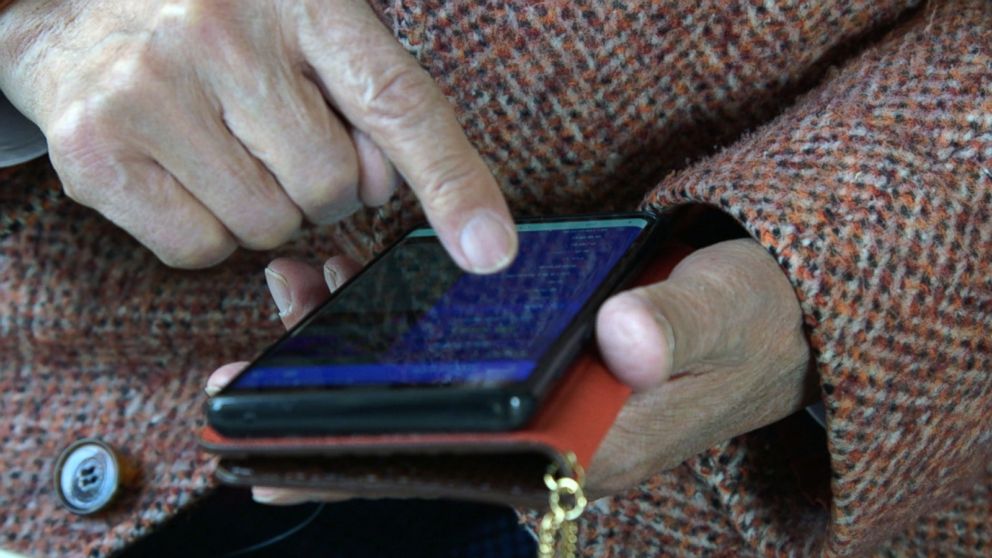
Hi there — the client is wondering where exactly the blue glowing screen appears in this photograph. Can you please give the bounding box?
[231,219,646,389]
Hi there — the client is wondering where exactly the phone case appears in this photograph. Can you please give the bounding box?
[199,244,690,509]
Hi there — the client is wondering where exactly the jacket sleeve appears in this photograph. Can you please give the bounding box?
[645,0,992,554]
[0,90,46,167]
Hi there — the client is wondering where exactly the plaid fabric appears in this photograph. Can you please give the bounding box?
[2,0,990,556]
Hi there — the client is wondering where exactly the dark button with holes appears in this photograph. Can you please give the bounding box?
[54,438,132,515]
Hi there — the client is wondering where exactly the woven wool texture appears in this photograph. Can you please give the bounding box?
[1,0,990,556]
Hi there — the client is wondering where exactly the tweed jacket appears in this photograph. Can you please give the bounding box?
[1,0,990,556]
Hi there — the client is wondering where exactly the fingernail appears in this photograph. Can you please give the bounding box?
[264,268,292,317]
[323,263,341,290]
[459,210,517,273]
[204,382,222,397]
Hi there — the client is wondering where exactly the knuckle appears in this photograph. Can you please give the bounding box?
[101,49,167,107]
[359,65,440,125]
[48,104,122,205]
[48,103,108,163]
[417,158,478,214]
[155,1,222,41]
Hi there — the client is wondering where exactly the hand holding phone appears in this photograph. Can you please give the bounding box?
[203,230,812,507]
[207,213,667,436]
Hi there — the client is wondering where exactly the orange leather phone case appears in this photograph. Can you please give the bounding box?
[200,245,689,508]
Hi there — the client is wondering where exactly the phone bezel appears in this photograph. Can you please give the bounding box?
[208,211,668,436]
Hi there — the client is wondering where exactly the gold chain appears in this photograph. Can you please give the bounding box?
[537,453,587,558]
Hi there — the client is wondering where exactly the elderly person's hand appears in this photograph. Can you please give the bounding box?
[0,1,516,272]
[205,238,816,504]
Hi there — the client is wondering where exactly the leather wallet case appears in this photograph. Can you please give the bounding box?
[200,245,689,509]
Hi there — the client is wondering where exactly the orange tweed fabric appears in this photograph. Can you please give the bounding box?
[2,0,990,556]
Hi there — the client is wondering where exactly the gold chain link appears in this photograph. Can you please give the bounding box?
[537,453,587,558]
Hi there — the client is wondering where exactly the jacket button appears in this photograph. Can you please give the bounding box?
[54,438,133,515]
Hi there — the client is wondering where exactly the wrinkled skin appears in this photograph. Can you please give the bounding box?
[207,238,815,503]
[0,0,516,271]
[0,0,814,507]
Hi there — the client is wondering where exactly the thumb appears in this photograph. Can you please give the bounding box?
[596,238,794,391]
[596,280,711,392]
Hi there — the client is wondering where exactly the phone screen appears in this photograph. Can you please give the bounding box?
[227,217,649,391]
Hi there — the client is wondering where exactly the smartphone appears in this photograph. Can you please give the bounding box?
[207,212,667,436]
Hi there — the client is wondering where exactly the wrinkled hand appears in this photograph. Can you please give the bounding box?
[588,238,814,496]
[0,0,515,271]
[206,238,815,504]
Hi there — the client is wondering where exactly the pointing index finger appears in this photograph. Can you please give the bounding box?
[293,1,517,273]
